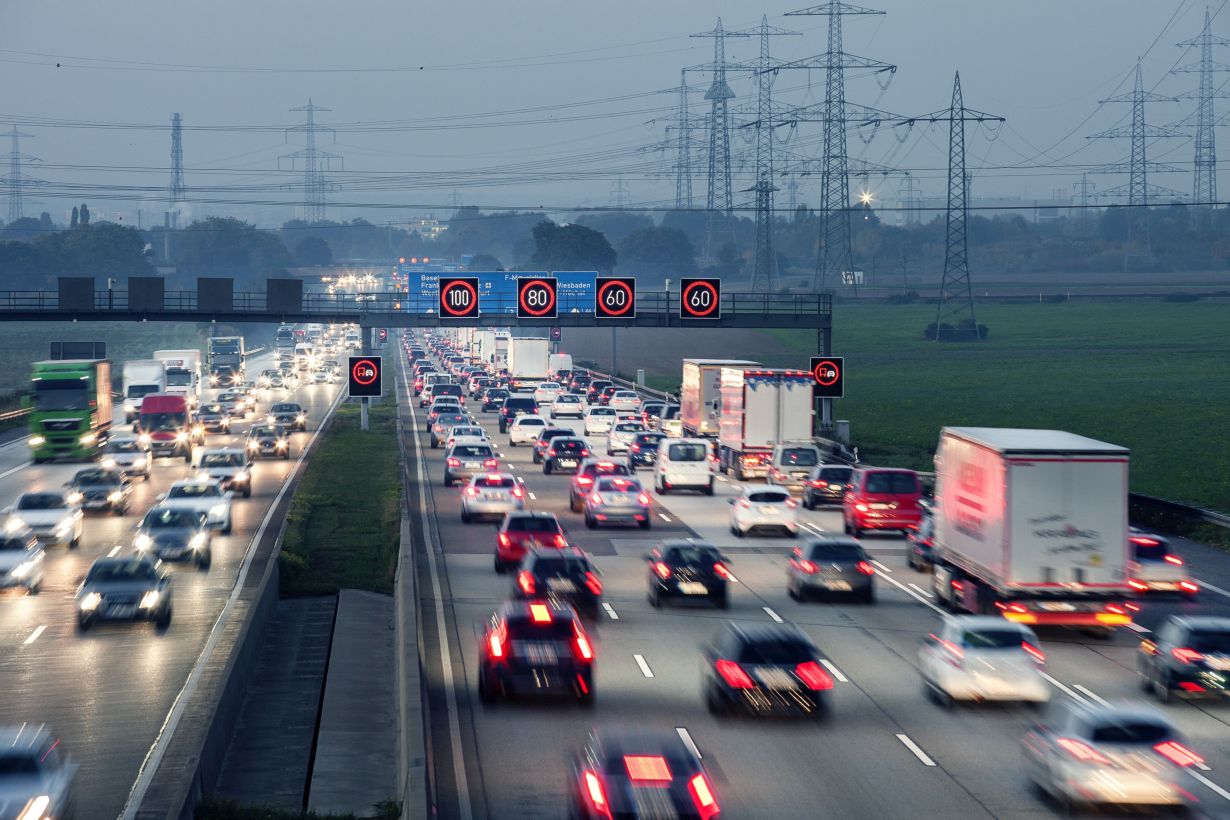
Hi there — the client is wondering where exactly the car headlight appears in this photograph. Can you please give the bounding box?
[133,456,146,467]
[6,517,26,532]
[11,560,35,579]
[67,491,84,505]
[108,491,123,502]
[134,533,153,550]
[79,432,97,446]
[296,414,306,423]
[193,424,205,435]
[140,590,160,609]
[191,532,208,550]
[276,440,288,449]
[209,504,227,518]
[80,592,102,611]
[27,435,45,447]
[175,431,188,442]
[56,517,73,533]
[139,434,152,445]
[101,457,117,469]
[210,375,219,385]
[234,472,249,483]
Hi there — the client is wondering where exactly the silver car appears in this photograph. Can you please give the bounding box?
[606,420,646,455]
[583,475,651,530]
[460,473,525,523]
[0,725,77,818]
[444,442,499,487]
[76,555,173,630]
[100,435,152,480]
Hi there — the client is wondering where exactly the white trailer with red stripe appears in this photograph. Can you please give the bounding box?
[930,427,1134,632]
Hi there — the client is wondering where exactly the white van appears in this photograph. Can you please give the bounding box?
[653,437,715,495]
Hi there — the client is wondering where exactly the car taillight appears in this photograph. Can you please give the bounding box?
[1131,536,1162,547]
[447,458,460,467]
[1154,741,1204,768]
[1021,642,1046,665]
[624,754,671,783]
[465,486,479,497]
[591,493,603,504]
[578,477,593,487]
[654,562,671,579]
[484,458,498,468]
[785,498,798,508]
[585,571,603,595]
[795,661,834,691]
[810,479,827,488]
[554,534,567,548]
[511,486,524,499]
[688,773,719,820]
[713,562,733,580]
[498,533,510,548]
[793,558,817,574]
[631,445,640,452]
[1164,554,1184,566]
[931,634,964,667]
[1172,647,1204,664]
[581,449,590,457]
[855,560,875,575]
[1179,580,1199,593]
[1128,579,1149,591]
[714,659,755,689]
[582,770,611,819]
[1057,738,1111,765]
[637,493,650,505]
[487,631,504,659]
[575,630,594,661]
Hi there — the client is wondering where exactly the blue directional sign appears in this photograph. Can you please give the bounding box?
[401,271,596,315]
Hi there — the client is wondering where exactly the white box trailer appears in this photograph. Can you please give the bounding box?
[153,349,202,407]
[121,359,167,423]
[507,337,550,390]
[717,368,815,480]
[931,427,1133,631]
[680,359,759,438]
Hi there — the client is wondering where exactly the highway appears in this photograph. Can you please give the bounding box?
[399,338,1230,820]
[0,350,342,818]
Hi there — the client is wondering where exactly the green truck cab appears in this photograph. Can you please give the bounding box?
[27,359,113,462]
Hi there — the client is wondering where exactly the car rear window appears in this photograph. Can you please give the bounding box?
[504,398,536,410]
[779,448,819,467]
[507,517,561,533]
[478,476,516,488]
[635,434,666,445]
[435,385,463,396]
[667,443,707,462]
[586,463,630,477]
[864,472,919,494]
[807,542,864,561]
[1132,540,1168,562]
[597,477,642,493]
[1087,721,1172,745]
[962,629,1027,649]
[517,418,546,427]
[819,467,853,482]
[553,440,586,452]
[736,639,814,665]
[747,491,790,503]
[452,445,492,458]
[530,556,590,575]
[666,546,720,565]
[590,408,615,417]
[506,618,576,639]
[1190,630,1230,654]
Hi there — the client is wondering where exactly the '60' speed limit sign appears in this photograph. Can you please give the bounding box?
[517,276,558,319]
[679,277,721,320]
[595,277,635,319]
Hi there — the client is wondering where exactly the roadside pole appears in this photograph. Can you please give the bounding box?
[361,326,371,432]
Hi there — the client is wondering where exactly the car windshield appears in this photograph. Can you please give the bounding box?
[1190,630,1230,654]
[587,463,630,477]
[557,396,579,403]
[218,393,241,402]
[505,399,535,409]
[0,753,41,774]
[539,383,560,390]
[144,508,201,528]
[436,385,462,396]
[667,443,707,462]
[780,448,819,467]
[662,406,681,419]
[142,412,186,431]
[272,404,301,413]
[452,428,482,437]
[202,453,244,467]
[106,440,141,453]
[1087,720,1173,745]
[808,542,864,561]
[126,384,161,399]
[74,470,118,485]
[202,404,225,414]
[597,477,641,493]
[87,559,158,583]
[736,639,814,665]
[666,546,720,565]
[17,494,65,510]
[962,629,1027,649]
[252,426,280,437]
[452,446,492,458]
[507,517,561,533]
[748,491,790,503]
[169,484,221,499]
[0,537,31,552]
[165,370,192,387]
[864,472,919,494]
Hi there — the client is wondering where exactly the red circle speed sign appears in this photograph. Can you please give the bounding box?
[812,359,840,387]
[352,358,379,386]
[440,277,479,318]
[518,277,557,318]
[681,278,720,318]
[596,278,635,318]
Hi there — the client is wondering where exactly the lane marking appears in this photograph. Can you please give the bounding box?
[658,513,672,523]
[1200,580,1230,600]
[802,522,825,535]
[871,560,893,574]
[1191,771,1230,801]
[1073,685,1110,706]
[896,734,937,767]
[528,492,537,501]
[23,625,45,646]
[108,545,122,558]
[602,603,619,621]
[762,606,783,623]
[676,727,702,760]
[0,462,31,481]
[876,571,945,615]
[820,659,848,683]
[908,583,933,598]
[1040,672,1087,703]
[634,654,654,678]
[1126,622,1151,634]
[1197,761,1213,772]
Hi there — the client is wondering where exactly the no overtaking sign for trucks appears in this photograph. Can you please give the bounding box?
[348,356,383,398]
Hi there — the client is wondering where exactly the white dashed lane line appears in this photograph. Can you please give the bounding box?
[896,734,937,767]
[602,603,619,621]
[1072,685,1110,706]
[23,625,46,646]
[907,583,933,598]
[634,654,654,678]
[676,727,702,759]
[658,513,672,523]
[820,659,848,683]
[871,560,893,574]
[762,606,783,623]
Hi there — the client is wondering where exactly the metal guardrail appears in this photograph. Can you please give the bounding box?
[1130,493,1230,533]
[0,407,29,423]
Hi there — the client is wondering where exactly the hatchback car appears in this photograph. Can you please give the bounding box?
[787,537,875,602]
[76,555,172,630]
[495,511,569,573]
[1137,615,1230,701]
[640,400,666,428]
[197,448,253,497]
[583,406,618,436]
[425,399,463,433]
[461,473,525,523]
[703,622,832,718]
[584,476,651,530]
[197,402,232,433]
[513,547,603,619]
[533,382,563,405]
[606,420,646,455]
[532,427,575,464]
[444,425,489,450]
[843,468,923,537]
[134,506,213,567]
[802,465,854,509]
[608,390,641,413]
[543,437,590,475]
[766,444,823,491]
[586,380,613,404]
[444,442,499,487]
[550,393,585,419]
[64,468,131,515]
[268,402,308,431]
[478,598,595,705]
[569,459,632,512]
[247,424,291,460]
[729,487,798,537]
[498,396,539,433]
[216,391,249,418]
[628,432,667,469]
[0,526,45,594]
[5,492,83,549]
[645,540,732,609]
[1128,530,1199,599]
[481,388,510,412]
[598,385,620,406]
[508,414,548,446]
[100,435,152,480]
[919,616,1050,707]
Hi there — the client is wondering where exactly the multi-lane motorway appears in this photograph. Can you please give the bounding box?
[0,351,341,818]
[399,336,1230,820]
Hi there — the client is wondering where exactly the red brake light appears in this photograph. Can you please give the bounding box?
[1128,579,1149,591]
[1180,580,1199,593]
[582,770,610,818]
[654,561,671,579]
[624,755,672,783]
[585,571,603,595]
[794,559,817,574]
[631,445,640,452]
[637,493,650,505]
[795,661,834,691]
[581,449,589,457]
[575,629,594,661]
[713,562,733,580]
[1164,554,1184,566]
[465,486,478,497]
[554,533,567,548]
[484,458,498,468]
[1131,536,1162,547]
[1172,647,1204,664]
[688,773,719,820]
[577,477,593,487]
[1154,741,1204,768]
[511,486,524,499]
[447,457,460,467]
[855,560,875,576]
[715,659,755,689]
[590,493,602,504]
[498,533,510,548]
[487,631,504,659]
[1057,738,1111,765]
[528,601,550,622]
[1021,642,1046,665]
[785,498,798,508]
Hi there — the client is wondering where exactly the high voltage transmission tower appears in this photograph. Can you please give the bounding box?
[168,113,186,228]
[2,128,38,224]
[665,72,705,210]
[898,176,922,226]
[1172,9,1230,225]
[609,175,631,208]
[281,100,341,223]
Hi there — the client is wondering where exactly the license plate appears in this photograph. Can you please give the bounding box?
[870,502,894,510]
[678,582,708,595]
[481,492,502,501]
[1150,582,1178,590]
[1039,602,1076,612]
[523,643,557,664]
[755,668,798,690]
[464,462,480,469]
[547,578,576,592]
[759,505,778,514]
[825,580,852,591]
[108,605,135,618]
[610,494,629,504]
[558,459,577,468]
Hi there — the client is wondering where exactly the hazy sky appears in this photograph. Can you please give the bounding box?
[0,0,1217,226]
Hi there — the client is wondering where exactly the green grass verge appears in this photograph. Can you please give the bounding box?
[279,399,401,597]
[195,796,400,820]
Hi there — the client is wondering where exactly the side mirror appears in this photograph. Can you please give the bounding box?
[727,498,735,505]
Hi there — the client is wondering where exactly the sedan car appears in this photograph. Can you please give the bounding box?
[508,414,548,446]
[267,402,308,431]
[0,725,77,818]
[76,555,172,630]
[425,398,462,432]
[461,473,525,523]
[5,492,83,549]
[1128,530,1199,599]
[550,393,585,419]
[1022,702,1203,811]
[583,406,617,436]
[542,437,589,475]
[919,616,1050,707]
[532,382,563,405]
[606,420,646,455]
[311,367,335,384]
[64,467,131,515]
[0,525,45,594]
[729,487,798,537]
[1137,615,1230,701]
[431,412,471,449]
[703,622,832,718]
[584,476,651,530]
[607,390,641,413]
[157,479,233,533]
[100,435,152,480]
[196,448,253,498]
[444,442,499,487]
[477,598,595,705]
[216,391,249,418]
[247,424,291,460]
[645,539,732,609]
[801,465,854,509]
[197,402,233,433]
[532,427,574,464]
[495,511,568,573]
[481,388,509,412]
[569,459,632,512]
[444,425,489,450]
[628,432,667,469]
[513,547,603,619]
[133,506,212,568]
[787,537,875,602]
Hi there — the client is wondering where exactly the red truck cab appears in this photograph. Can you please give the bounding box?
[136,393,203,463]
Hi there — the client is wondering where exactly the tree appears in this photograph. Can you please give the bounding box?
[714,242,745,278]
[79,204,90,226]
[39,212,53,231]
[615,226,697,286]
[0,240,47,287]
[0,217,44,242]
[529,221,616,273]
[173,217,291,288]
[574,211,654,245]
[34,221,154,280]
[293,235,333,267]
[70,207,79,229]
[468,252,504,271]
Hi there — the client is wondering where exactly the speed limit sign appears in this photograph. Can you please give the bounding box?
[595,277,635,319]
[517,276,558,319]
[439,276,479,319]
[679,277,721,320]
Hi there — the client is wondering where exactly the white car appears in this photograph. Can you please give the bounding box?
[653,438,715,495]
[461,473,526,523]
[0,725,77,818]
[583,406,618,436]
[533,382,563,405]
[1128,530,1198,599]
[311,368,334,384]
[5,492,83,548]
[196,448,253,498]
[918,616,1050,707]
[728,486,798,537]
[606,421,646,455]
[608,390,642,413]
[550,394,585,419]
[0,525,45,593]
[445,425,489,449]
[508,415,548,446]
[100,434,152,480]
[157,480,234,534]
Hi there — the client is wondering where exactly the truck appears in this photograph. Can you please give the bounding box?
[121,360,167,424]
[207,336,246,387]
[681,359,759,438]
[154,349,202,407]
[135,393,203,463]
[717,368,815,480]
[507,337,550,391]
[548,353,574,379]
[275,325,296,351]
[929,427,1134,633]
[27,359,113,462]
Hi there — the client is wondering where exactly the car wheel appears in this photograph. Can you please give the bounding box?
[478,672,496,704]
[577,688,594,707]
[649,586,661,608]
[461,511,472,524]
[70,534,81,550]
[156,608,172,630]
[851,524,863,539]
[197,549,212,570]
[430,438,438,449]
[494,558,506,574]
[244,487,252,498]
[144,471,151,482]
[861,588,876,604]
[584,514,596,530]
[705,684,727,716]
[27,578,41,595]
[532,453,540,464]
[712,591,728,610]
[570,495,581,513]
[222,518,232,535]
[544,463,553,475]
[1152,667,1173,703]
[509,440,517,447]
[115,505,127,517]
[443,476,452,488]
[788,580,801,601]
[77,615,92,632]
[732,525,744,538]
[704,480,714,497]
[639,518,651,530]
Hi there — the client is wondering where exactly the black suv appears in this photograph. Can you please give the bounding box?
[644,539,732,609]
[477,598,595,705]
[513,547,603,619]
[532,428,575,464]
[628,431,667,469]
[703,622,832,718]
[481,388,509,412]
[543,437,590,475]
[498,396,539,433]
[1138,615,1230,702]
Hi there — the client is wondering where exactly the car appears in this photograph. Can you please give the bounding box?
[0,525,45,594]
[906,509,937,572]
[583,406,617,436]
[197,402,232,433]
[640,400,666,428]
[605,420,646,455]
[444,425,488,450]
[257,369,279,388]
[196,448,253,498]
[584,476,651,530]
[569,458,632,512]
[508,414,548,446]
[310,367,334,384]
[586,380,612,404]
[766,444,823,491]
[550,393,585,419]
[481,388,509,412]
[133,506,213,567]
[1022,702,1203,810]
[4,492,83,549]
[843,468,923,537]
[444,441,500,487]
[267,372,286,389]
[532,427,574,464]
[533,382,563,405]
[498,396,539,433]
[247,424,291,460]
[429,382,466,406]
[703,622,832,717]
[477,598,595,705]
[802,464,854,509]
[100,435,152,480]
[268,402,308,431]
[568,374,591,395]
[64,467,131,515]
[608,390,641,413]
[598,385,620,406]
[461,473,525,523]
[645,539,732,609]
[513,547,603,618]
[787,537,875,602]
[628,431,667,469]
[1137,615,1230,701]
[157,479,234,533]
[76,555,172,630]
[652,437,715,495]
[542,437,590,475]
[431,412,471,448]
[658,404,682,436]
[1128,530,1199,599]
[729,486,798,537]
[0,725,77,817]
[495,511,568,573]
[216,391,249,418]
[425,399,463,432]
[919,616,1050,707]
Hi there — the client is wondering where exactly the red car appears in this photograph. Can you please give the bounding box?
[843,468,923,537]
[494,511,568,573]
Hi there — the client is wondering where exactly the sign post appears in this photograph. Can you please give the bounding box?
[809,356,844,437]
[349,354,382,431]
